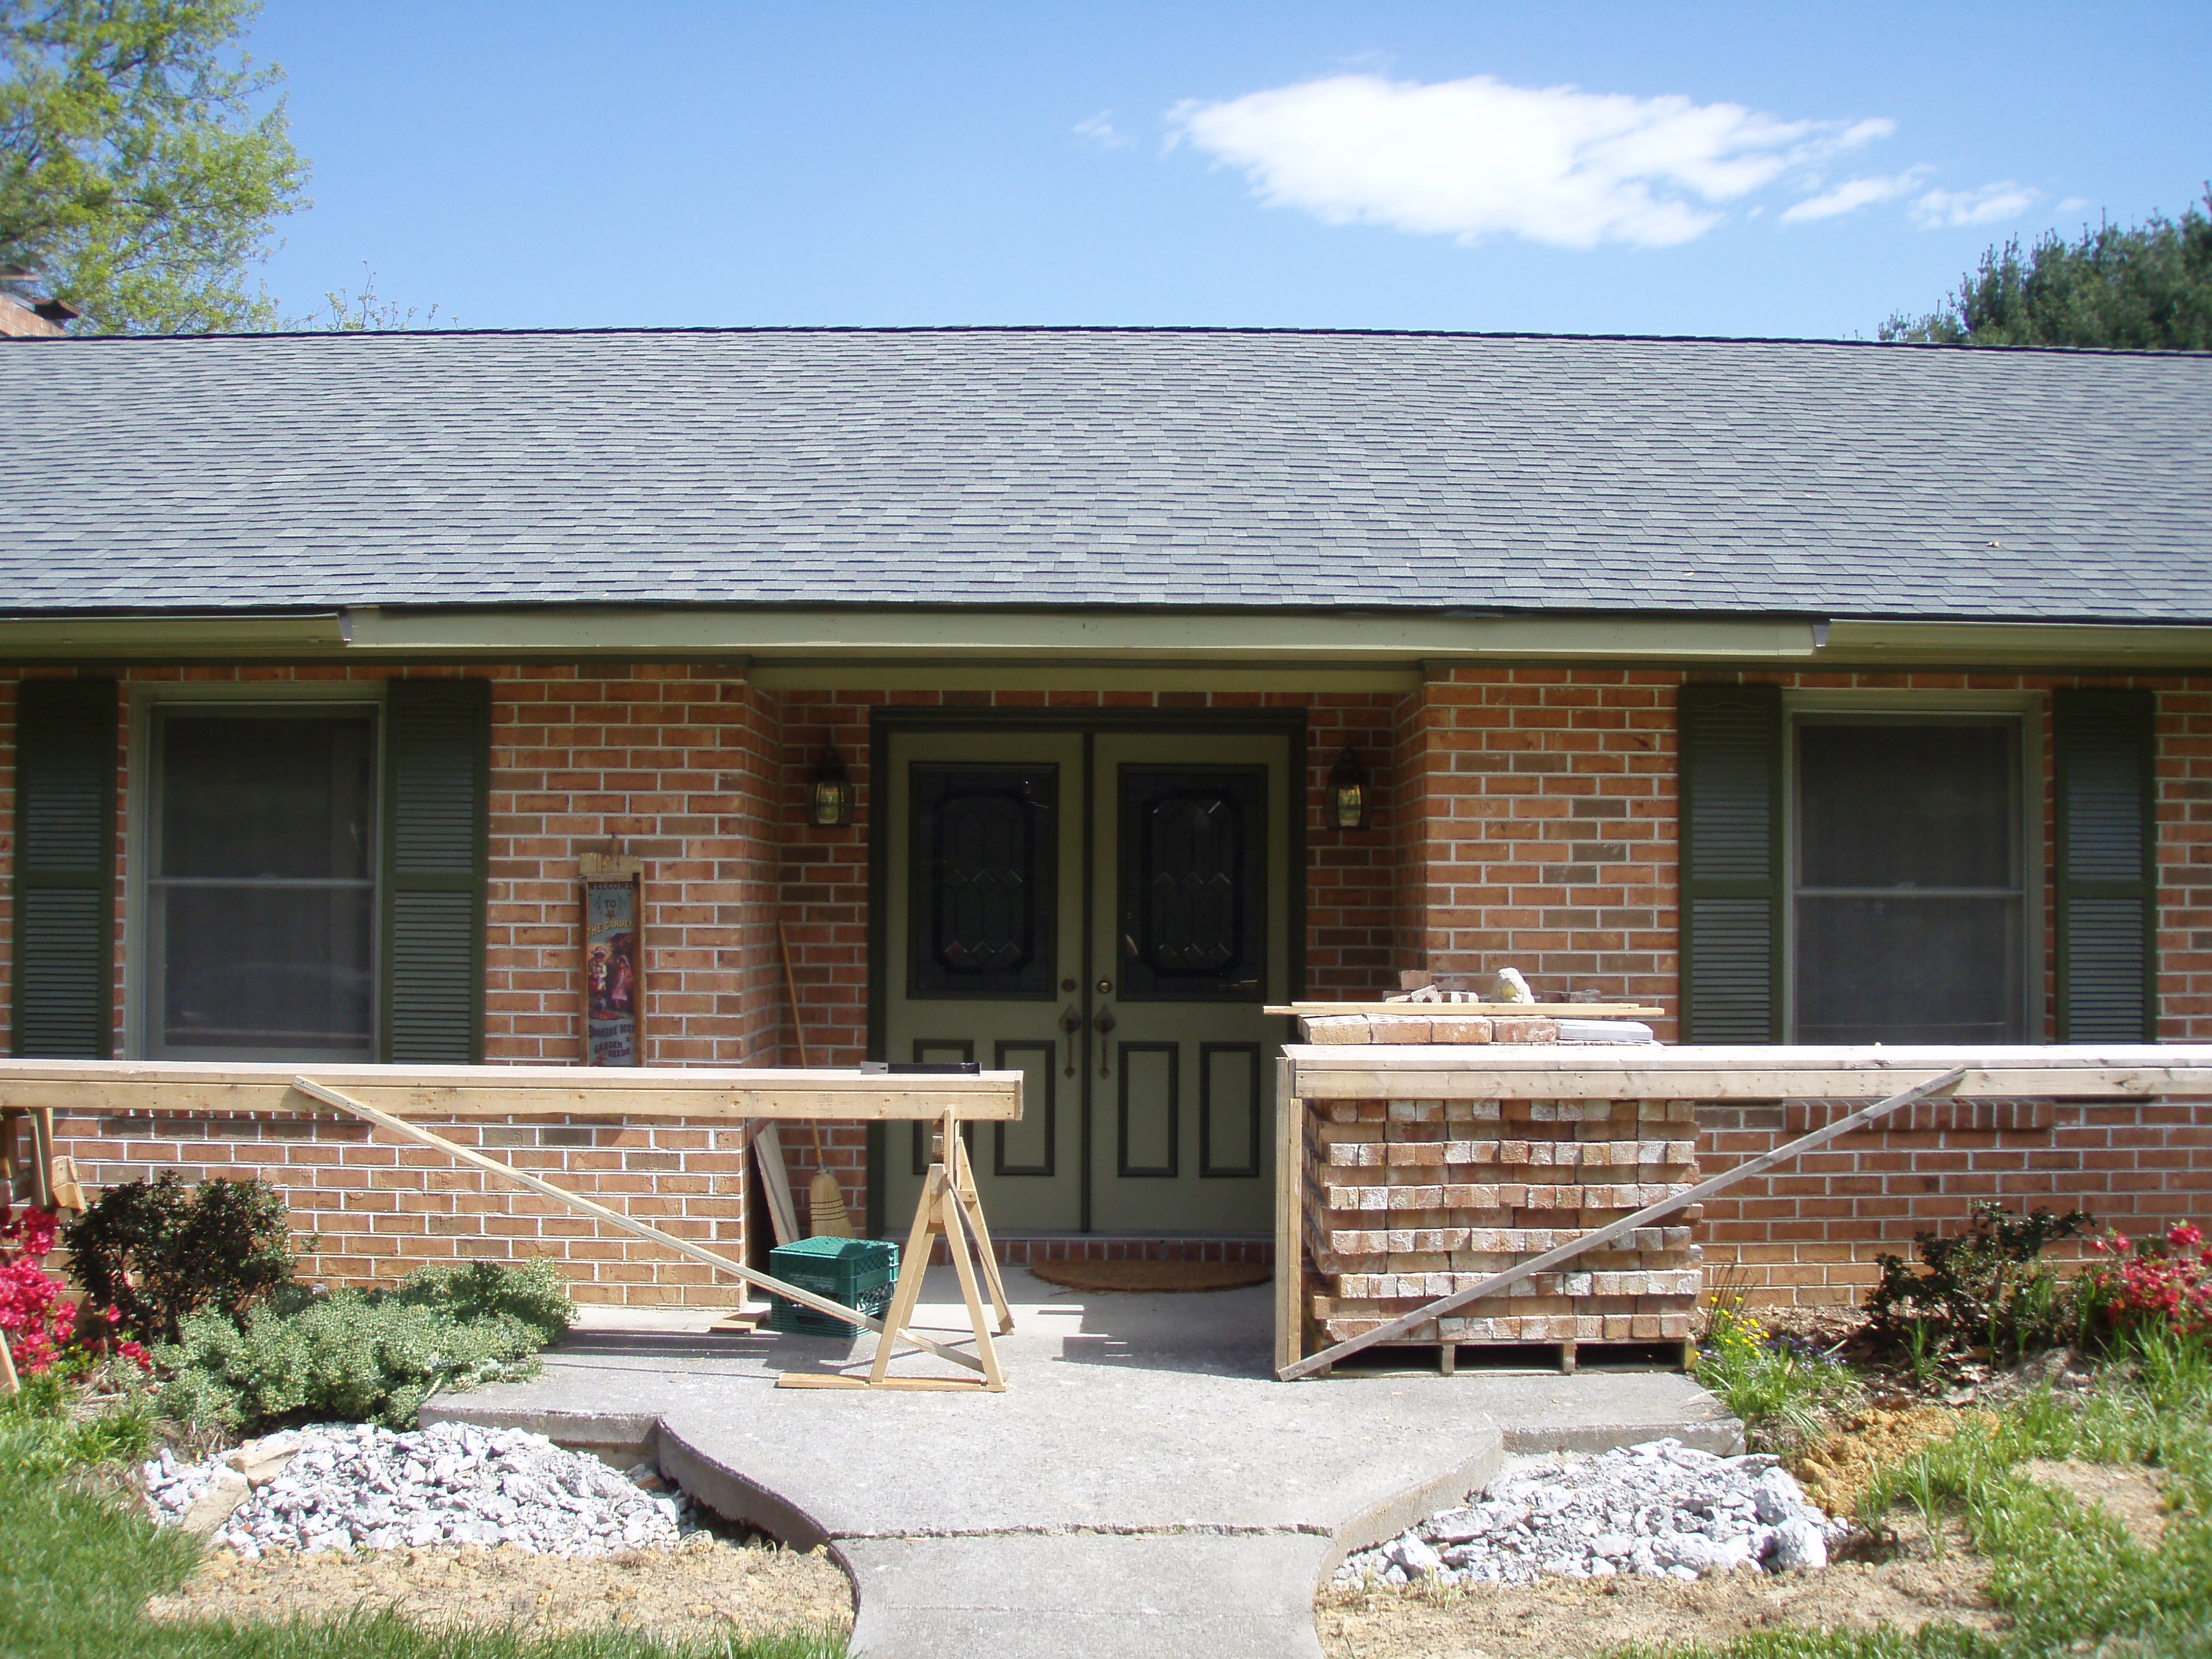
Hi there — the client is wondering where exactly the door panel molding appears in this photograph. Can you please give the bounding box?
[1115,1041,1180,1178]
[1199,1041,1264,1178]
[992,1038,1057,1177]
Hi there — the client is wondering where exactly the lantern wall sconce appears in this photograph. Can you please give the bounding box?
[1328,747,1370,831]
[810,742,853,828]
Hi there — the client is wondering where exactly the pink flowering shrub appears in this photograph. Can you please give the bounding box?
[0,1200,150,1376]
[2078,1221,2212,1346]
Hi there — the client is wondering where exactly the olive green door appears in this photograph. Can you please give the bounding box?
[881,724,1290,1236]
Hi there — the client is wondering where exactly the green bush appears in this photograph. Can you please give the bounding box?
[156,1257,575,1431]
[61,1171,302,1343]
[1866,1198,2095,1364]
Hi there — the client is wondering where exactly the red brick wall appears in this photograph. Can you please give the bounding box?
[6,661,2211,1305]
[45,1105,751,1306]
[0,664,790,1066]
[1695,1094,2212,1308]
[1396,667,2212,1044]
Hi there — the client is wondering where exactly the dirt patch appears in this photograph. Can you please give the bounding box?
[144,1532,853,1642]
[2022,1459,2168,1548]
[1791,1408,1997,1521]
[1316,1538,2000,1659]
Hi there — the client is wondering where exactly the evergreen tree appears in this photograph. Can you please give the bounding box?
[1881,189,2212,350]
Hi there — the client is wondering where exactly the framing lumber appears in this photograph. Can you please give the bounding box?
[1278,1067,1969,1382]
[1265,1003,1661,1019]
[0,1059,1022,1122]
[289,1078,994,1380]
[1272,1057,1301,1378]
[1285,1044,2212,1101]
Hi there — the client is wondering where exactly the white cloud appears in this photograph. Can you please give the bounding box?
[1910,181,2038,228]
[1074,111,1135,150]
[1780,170,1928,222]
[1169,73,1896,248]
[2055,196,2092,215]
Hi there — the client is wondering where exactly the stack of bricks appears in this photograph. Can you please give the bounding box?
[1296,1014,1701,1362]
[1298,1011,1564,1046]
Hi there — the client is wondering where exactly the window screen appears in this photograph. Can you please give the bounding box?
[146,711,377,1058]
[1793,719,2023,1044]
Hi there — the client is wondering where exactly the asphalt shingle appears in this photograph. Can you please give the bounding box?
[3,326,2208,621]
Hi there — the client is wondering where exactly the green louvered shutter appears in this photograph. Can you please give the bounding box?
[1678,684,1784,1043]
[2054,689,2157,1041]
[380,681,490,1063]
[12,680,117,1057]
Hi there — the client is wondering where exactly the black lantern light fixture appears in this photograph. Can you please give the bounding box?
[810,741,853,828]
[1328,747,1370,832]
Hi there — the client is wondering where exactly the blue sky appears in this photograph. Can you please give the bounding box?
[246,1,2210,339]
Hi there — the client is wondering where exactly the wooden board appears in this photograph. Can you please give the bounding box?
[1285,1046,2212,1102]
[0,1060,1023,1121]
[1272,1058,1301,1380]
[1264,1003,1661,1019]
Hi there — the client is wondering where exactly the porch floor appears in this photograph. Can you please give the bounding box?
[426,1267,1740,1659]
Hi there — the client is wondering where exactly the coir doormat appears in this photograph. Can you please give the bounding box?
[1028,1260,1272,1293]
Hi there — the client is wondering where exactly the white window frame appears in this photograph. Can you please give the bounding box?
[1780,689,2044,1045]
[123,684,387,1061]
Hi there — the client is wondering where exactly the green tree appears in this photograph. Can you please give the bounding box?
[1881,188,2212,350]
[1,0,307,333]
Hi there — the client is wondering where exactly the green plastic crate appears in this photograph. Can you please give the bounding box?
[766,1236,900,1336]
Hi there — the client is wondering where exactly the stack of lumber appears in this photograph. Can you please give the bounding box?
[1300,1094,1700,1356]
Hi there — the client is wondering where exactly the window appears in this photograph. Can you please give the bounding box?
[1791,716,2026,1043]
[143,707,378,1060]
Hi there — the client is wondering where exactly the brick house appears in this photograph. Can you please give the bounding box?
[3,326,2208,1305]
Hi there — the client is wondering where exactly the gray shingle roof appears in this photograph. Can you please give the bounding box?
[4,327,2209,621]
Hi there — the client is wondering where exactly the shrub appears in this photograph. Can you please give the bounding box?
[1,1201,149,1378]
[154,1256,575,1431]
[2075,1221,2212,1349]
[62,1172,302,1344]
[1866,1199,2094,1363]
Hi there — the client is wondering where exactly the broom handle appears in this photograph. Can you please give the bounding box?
[777,920,825,1165]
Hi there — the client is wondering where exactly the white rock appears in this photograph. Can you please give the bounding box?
[1767,1516,1829,1573]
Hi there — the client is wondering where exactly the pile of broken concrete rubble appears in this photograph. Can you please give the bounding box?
[143,1421,690,1558]
[1336,1439,1845,1586]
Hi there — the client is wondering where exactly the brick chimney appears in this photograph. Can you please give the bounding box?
[0,268,78,337]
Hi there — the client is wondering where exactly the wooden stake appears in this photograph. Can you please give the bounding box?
[1279,1066,1969,1381]
[0,1328,17,1396]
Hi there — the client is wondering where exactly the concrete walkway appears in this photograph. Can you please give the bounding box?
[426,1268,1739,1659]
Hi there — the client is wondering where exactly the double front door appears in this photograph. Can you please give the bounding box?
[882,727,1292,1235]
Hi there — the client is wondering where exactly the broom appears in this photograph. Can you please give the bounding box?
[780,920,853,1238]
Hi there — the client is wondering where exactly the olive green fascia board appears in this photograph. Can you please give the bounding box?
[337,605,1823,662]
[1820,620,2212,670]
[748,659,1421,691]
[0,613,344,657]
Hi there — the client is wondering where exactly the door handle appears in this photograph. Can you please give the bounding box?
[1094,1005,1115,1077]
[1058,1003,1082,1077]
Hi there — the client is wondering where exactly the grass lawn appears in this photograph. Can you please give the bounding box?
[0,1388,845,1659]
[1633,1334,2212,1659]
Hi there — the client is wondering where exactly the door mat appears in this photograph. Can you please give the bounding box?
[1029,1261,1272,1293]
